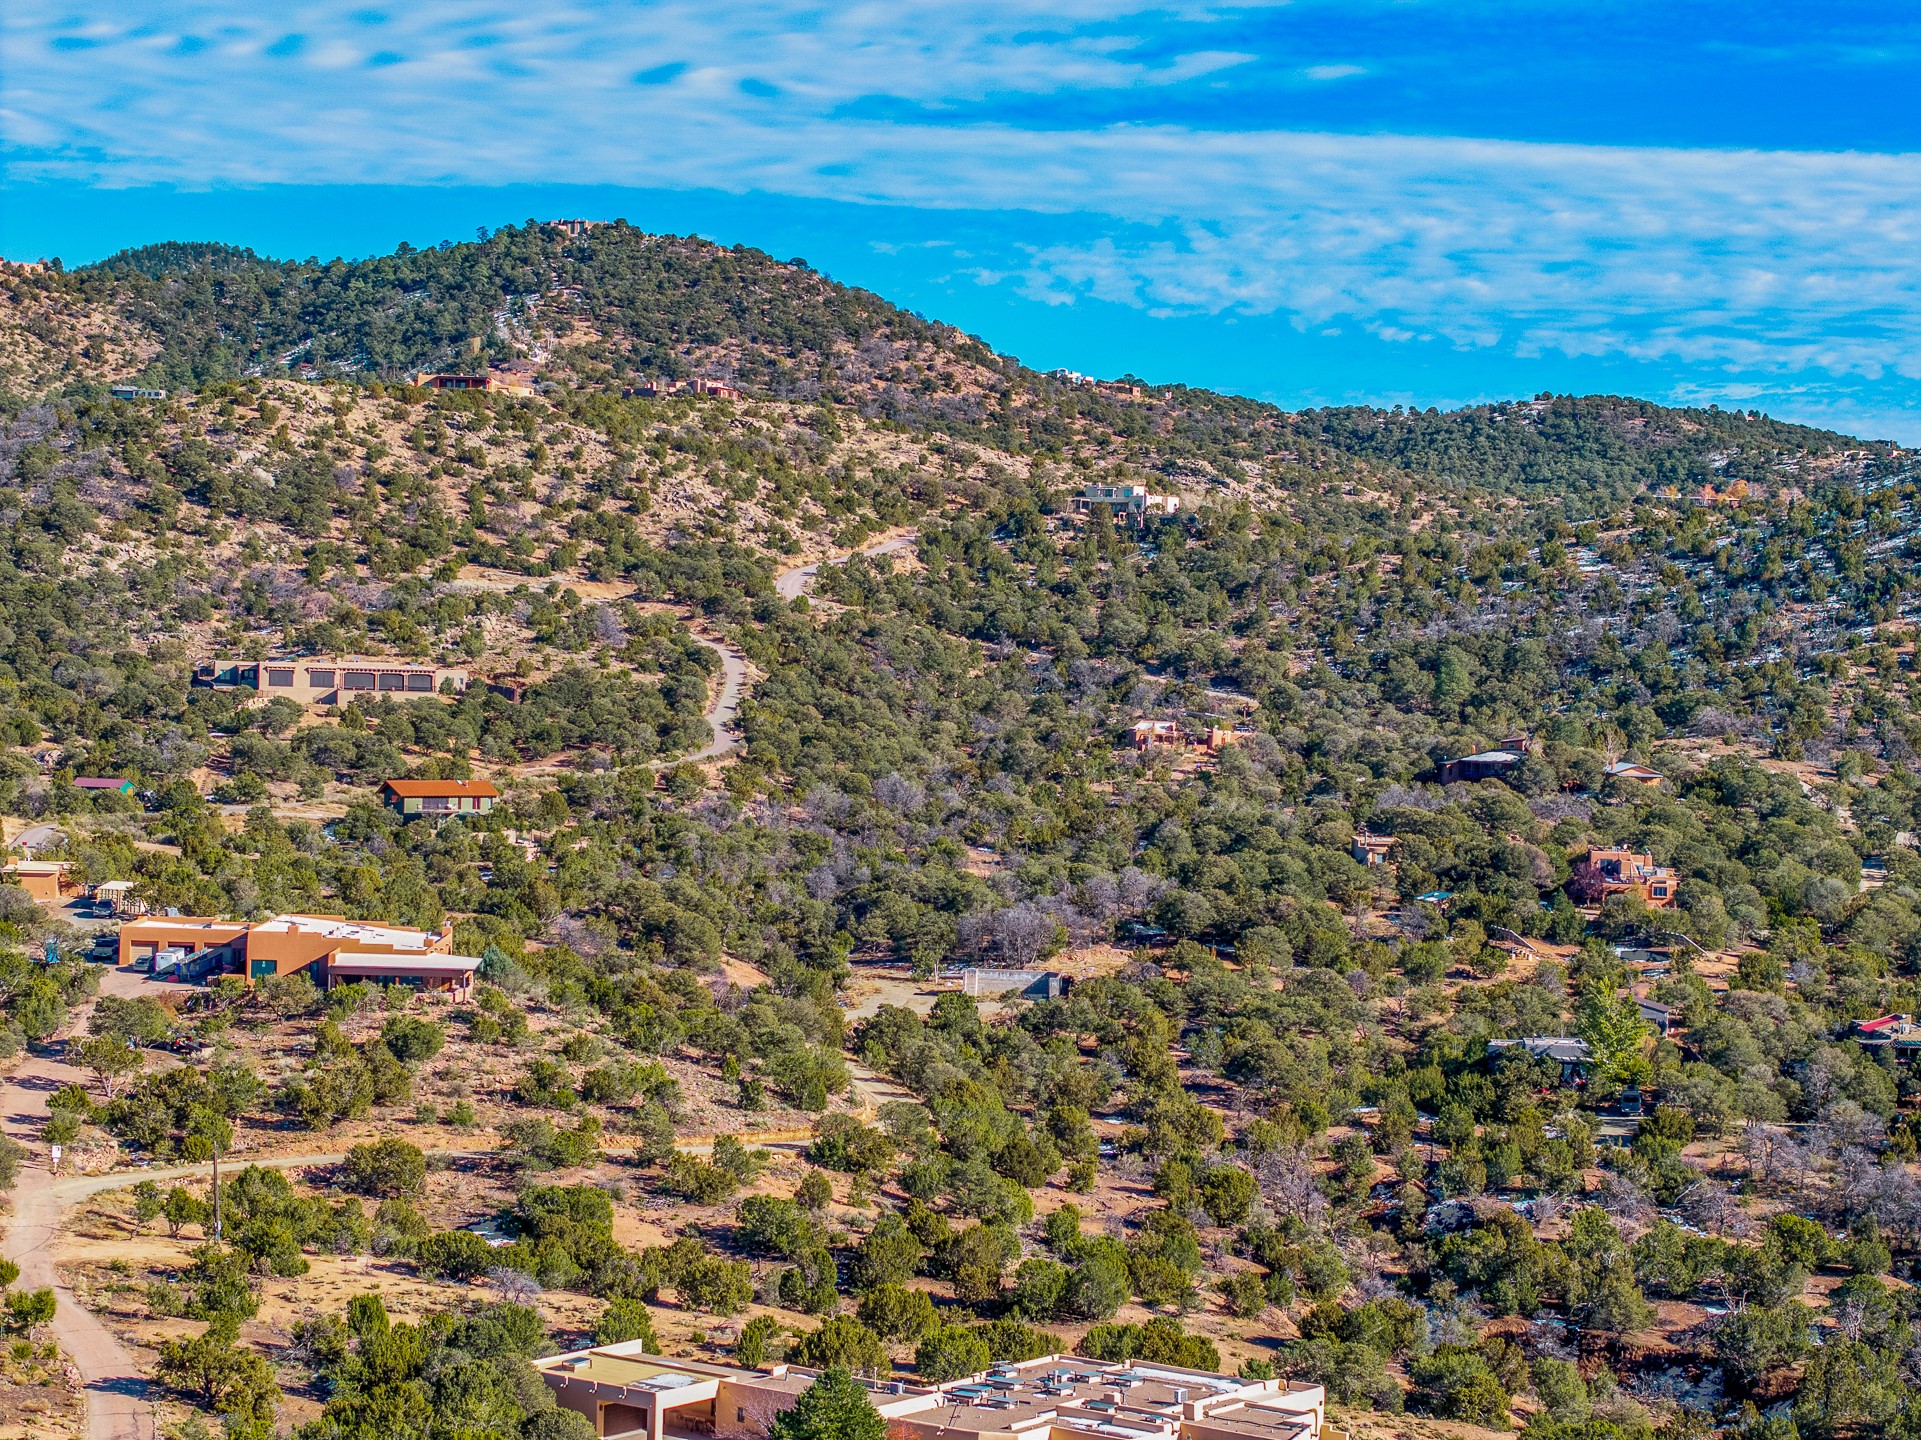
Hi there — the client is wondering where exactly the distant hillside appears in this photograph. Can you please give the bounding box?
[0,221,1892,517]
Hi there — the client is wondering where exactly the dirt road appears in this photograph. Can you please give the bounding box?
[2,969,179,1440]
[0,968,355,1440]
[688,533,918,763]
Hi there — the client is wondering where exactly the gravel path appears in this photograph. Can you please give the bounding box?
[690,532,918,762]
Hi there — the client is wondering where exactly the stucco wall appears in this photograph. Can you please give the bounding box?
[711,1379,796,1440]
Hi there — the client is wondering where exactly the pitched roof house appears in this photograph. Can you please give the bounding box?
[1436,750,1523,785]
[380,778,500,818]
[1604,760,1665,787]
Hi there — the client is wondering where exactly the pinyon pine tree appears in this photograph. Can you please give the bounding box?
[770,1367,886,1440]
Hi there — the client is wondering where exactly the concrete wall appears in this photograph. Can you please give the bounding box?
[961,969,1065,998]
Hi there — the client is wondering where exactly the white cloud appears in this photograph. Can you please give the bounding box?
[3,0,1918,414]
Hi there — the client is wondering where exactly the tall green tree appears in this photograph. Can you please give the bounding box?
[769,1367,887,1440]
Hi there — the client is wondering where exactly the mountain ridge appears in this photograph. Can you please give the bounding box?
[3,220,1893,520]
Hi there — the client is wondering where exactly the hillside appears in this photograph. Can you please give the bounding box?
[5,222,1884,509]
[1,225,1920,1440]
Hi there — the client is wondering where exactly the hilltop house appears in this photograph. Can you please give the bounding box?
[73,777,135,795]
[1570,847,1677,908]
[1603,760,1664,787]
[115,912,479,996]
[1074,482,1179,526]
[1352,833,1398,867]
[1436,750,1523,785]
[536,1348,1327,1440]
[196,657,470,706]
[1489,1035,1593,1085]
[380,778,500,819]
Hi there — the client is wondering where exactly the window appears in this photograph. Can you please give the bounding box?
[422,795,452,812]
[344,671,376,690]
[737,1410,746,1424]
[405,672,434,691]
[377,672,406,691]
[308,668,335,687]
[266,668,294,686]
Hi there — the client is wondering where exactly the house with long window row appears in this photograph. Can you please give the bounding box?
[380,777,500,819]
[195,656,470,707]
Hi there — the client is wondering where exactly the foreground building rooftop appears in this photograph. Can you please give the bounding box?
[535,1349,1328,1440]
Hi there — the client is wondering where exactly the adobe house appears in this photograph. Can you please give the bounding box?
[116,912,478,997]
[1351,833,1398,867]
[1130,720,1183,752]
[1073,482,1180,526]
[5,859,74,903]
[1569,847,1677,908]
[534,1348,1328,1440]
[380,778,500,819]
[195,656,470,707]
[1198,726,1253,753]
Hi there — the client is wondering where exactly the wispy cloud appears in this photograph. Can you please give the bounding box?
[3,1,1918,432]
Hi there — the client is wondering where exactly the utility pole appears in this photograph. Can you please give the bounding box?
[212,1138,222,1243]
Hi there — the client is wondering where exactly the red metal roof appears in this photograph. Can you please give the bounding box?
[380,779,500,799]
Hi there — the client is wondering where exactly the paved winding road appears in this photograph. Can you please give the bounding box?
[687,532,918,763]
[685,636,750,764]
[774,531,918,602]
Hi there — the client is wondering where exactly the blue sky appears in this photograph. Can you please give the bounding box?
[4,2,1919,441]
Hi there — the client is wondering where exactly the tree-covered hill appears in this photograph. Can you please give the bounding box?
[2,222,1893,514]
[7,223,1921,1440]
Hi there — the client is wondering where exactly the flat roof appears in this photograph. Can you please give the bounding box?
[538,1346,762,1387]
[251,914,441,948]
[327,952,480,974]
[1188,1405,1316,1440]
[121,917,249,934]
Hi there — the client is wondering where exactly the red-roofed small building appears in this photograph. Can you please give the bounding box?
[380,778,500,819]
